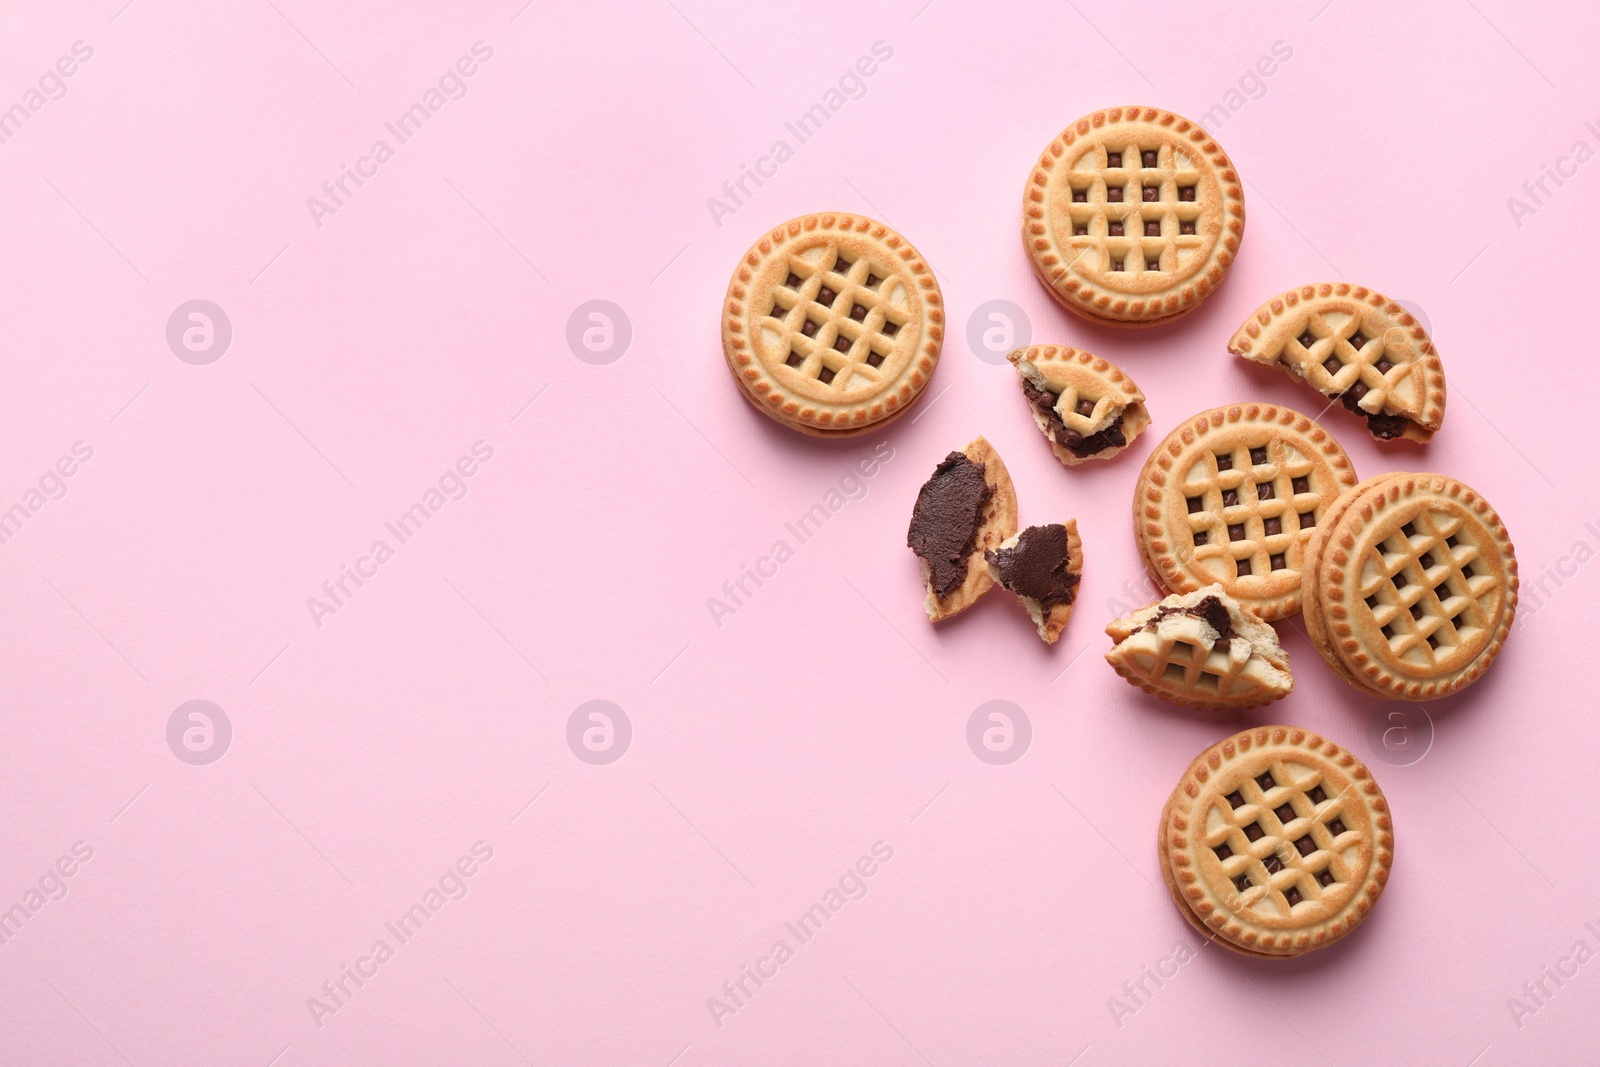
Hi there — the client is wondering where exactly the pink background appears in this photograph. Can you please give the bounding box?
[2,0,1596,1063]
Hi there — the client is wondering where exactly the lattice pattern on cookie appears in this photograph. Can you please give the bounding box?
[1293,313,1412,417]
[1207,764,1354,918]
[1062,142,1208,276]
[1357,508,1495,666]
[1122,616,1279,703]
[1181,438,1324,581]
[764,247,910,391]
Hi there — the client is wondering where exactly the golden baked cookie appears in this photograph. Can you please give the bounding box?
[1006,345,1150,466]
[1158,726,1393,958]
[1022,106,1244,327]
[907,436,1018,622]
[721,212,943,437]
[1301,472,1518,700]
[1134,403,1358,621]
[1105,585,1292,710]
[984,521,1083,644]
[1230,283,1446,444]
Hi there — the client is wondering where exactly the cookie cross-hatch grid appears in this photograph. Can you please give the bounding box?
[1291,311,1414,414]
[764,248,909,391]
[1207,765,1355,916]
[1182,438,1323,580]
[1360,509,1494,665]
[1060,141,1208,275]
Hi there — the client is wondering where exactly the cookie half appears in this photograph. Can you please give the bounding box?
[907,436,1019,622]
[1105,585,1292,710]
[1006,346,1150,465]
[1158,726,1393,958]
[984,521,1082,643]
[1022,106,1245,327]
[1134,403,1358,620]
[1302,472,1517,700]
[1230,283,1446,443]
[722,212,943,437]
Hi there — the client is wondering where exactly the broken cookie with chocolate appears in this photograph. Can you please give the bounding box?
[1228,283,1445,444]
[1007,346,1150,466]
[907,435,1018,622]
[985,521,1082,644]
[1104,584,1292,710]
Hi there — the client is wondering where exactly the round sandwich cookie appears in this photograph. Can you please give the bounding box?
[1301,472,1517,700]
[1005,345,1150,466]
[1230,283,1446,444]
[1022,106,1244,328]
[722,212,943,437]
[1158,726,1393,959]
[1134,404,1358,621]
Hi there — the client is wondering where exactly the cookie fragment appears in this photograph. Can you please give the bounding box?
[907,436,1018,621]
[1229,283,1446,444]
[1158,726,1393,958]
[1105,585,1292,710]
[1006,346,1149,466]
[984,521,1083,643]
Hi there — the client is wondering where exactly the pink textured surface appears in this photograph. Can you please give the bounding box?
[2,1,1595,1063]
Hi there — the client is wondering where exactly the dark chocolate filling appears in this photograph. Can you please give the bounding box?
[907,452,994,599]
[1145,595,1237,642]
[1019,378,1127,457]
[984,523,1080,610]
[1335,389,1412,440]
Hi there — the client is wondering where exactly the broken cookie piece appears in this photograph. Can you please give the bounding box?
[1105,585,1293,710]
[907,436,1018,622]
[1228,283,1445,444]
[1007,345,1150,466]
[985,521,1082,644]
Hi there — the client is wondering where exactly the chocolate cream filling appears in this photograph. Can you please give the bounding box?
[985,523,1079,610]
[1334,380,1410,440]
[1146,595,1237,642]
[1020,378,1126,457]
[907,452,993,598]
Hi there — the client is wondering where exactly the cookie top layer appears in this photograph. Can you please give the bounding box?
[1161,726,1392,957]
[1023,107,1244,326]
[1230,283,1446,443]
[1312,472,1517,699]
[1135,403,1358,620]
[722,213,942,435]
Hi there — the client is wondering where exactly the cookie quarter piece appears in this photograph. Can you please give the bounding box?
[985,521,1083,643]
[1022,106,1245,327]
[907,436,1019,622]
[1301,472,1517,700]
[1158,726,1393,958]
[1007,346,1150,465]
[1134,404,1358,620]
[1105,585,1292,710]
[722,212,943,437]
[1230,283,1446,443]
